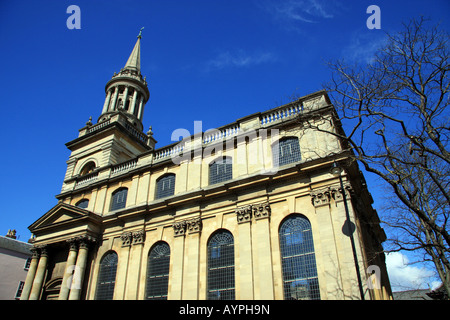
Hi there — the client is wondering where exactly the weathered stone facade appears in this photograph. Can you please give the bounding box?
[22,35,392,300]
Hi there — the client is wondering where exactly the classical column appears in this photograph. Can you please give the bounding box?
[122,86,129,110]
[182,218,202,299]
[68,236,95,300]
[137,96,144,120]
[110,86,119,111]
[125,230,145,300]
[20,247,40,300]
[59,239,79,300]
[253,202,274,299]
[130,90,138,116]
[101,89,112,114]
[235,205,254,299]
[170,221,187,300]
[29,246,49,300]
[310,187,344,299]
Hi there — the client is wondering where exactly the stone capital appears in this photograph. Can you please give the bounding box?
[235,205,252,224]
[253,201,271,220]
[173,221,187,237]
[310,188,331,207]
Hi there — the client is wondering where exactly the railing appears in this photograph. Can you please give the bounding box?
[260,103,303,126]
[111,159,138,175]
[75,172,98,187]
[86,120,110,134]
[154,143,185,161]
[203,123,240,144]
[124,123,148,144]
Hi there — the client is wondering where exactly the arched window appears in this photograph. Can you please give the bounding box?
[279,215,320,300]
[145,242,170,300]
[75,199,89,209]
[273,137,301,167]
[156,174,176,199]
[209,157,232,185]
[207,230,235,300]
[80,161,96,176]
[110,188,128,211]
[95,251,118,300]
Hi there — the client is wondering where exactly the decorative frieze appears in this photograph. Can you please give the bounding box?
[235,201,271,224]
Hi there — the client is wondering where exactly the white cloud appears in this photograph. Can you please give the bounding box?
[386,252,440,292]
[260,0,337,24]
[341,32,387,64]
[206,50,275,71]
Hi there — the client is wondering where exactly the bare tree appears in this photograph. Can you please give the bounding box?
[303,17,449,297]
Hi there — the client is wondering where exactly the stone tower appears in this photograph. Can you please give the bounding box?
[60,32,156,196]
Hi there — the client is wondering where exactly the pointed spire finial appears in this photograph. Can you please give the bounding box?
[138,27,144,39]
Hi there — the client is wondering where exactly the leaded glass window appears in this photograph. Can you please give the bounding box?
[95,251,118,300]
[279,215,320,300]
[110,188,128,211]
[156,174,175,199]
[146,242,170,300]
[209,157,232,185]
[207,230,235,300]
[273,137,301,167]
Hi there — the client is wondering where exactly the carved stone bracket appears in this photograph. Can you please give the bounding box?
[235,201,271,223]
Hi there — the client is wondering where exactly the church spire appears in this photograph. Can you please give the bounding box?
[98,29,150,132]
[124,28,143,72]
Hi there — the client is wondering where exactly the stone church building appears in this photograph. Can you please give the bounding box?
[21,34,392,300]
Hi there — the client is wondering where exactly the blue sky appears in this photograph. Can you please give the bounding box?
[1,0,448,291]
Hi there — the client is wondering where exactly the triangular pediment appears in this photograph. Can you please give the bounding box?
[29,202,95,231]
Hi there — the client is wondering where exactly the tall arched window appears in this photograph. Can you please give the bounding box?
[209,157,232,185]
[156,174,176,199]
[110,188,128,211]
[95,251,118,300]
[279,215,320,300]
[145,242,171,300]
[207,230,235,300]
[273,137,301,167]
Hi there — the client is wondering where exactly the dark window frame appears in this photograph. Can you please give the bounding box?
[209,157,233,185]
[207,229,235,300]
[279,215,320,300]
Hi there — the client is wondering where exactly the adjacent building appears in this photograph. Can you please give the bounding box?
[0,230,32,299]
[21,34,392,300]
